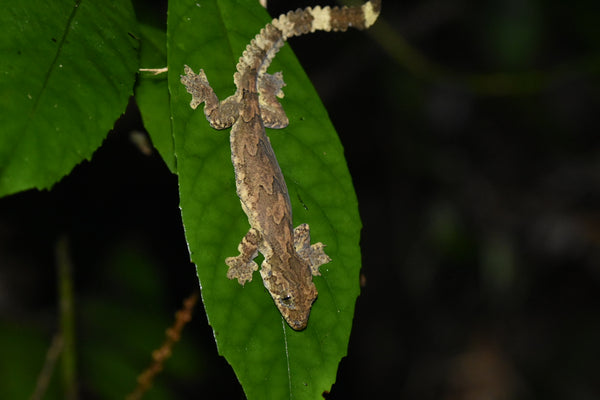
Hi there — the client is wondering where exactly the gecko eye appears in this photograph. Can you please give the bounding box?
[281,295,294,307]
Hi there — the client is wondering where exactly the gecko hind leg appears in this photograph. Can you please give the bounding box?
[226,228,261,285]
[293,223,331,276]
[180,65,238,129]
[258,71,289,129]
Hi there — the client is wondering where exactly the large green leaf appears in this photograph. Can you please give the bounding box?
[0,0,139,196]
[168,0,362,398]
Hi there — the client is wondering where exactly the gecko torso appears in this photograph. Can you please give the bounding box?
[181,0,381,330]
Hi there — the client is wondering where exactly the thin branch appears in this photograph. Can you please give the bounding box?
[30,333,64,400]
[126,292,200,400]
[139,67,168,75]
[56,235,77,400]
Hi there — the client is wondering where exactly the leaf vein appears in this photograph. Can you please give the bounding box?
[281,319,293,399]
[31,0,82,116]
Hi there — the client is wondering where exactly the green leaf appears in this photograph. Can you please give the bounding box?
[168,0,362,399]
[0,0,139,196]
[135,22,176,173]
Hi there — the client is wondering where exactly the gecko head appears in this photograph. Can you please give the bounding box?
[273,282,318,331]
[271,282,317,331]
[261,258,318,331]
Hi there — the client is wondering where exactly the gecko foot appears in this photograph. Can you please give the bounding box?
[226,255,259,285]
[226,228,261,285]
[180,65,212,110]
[294,223,331,276]
[181,65,237,129]
[258,72,289,129]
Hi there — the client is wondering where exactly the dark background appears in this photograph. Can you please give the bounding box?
[1,0,599,398]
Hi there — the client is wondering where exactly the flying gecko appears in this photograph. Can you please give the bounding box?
[180,0,381,330]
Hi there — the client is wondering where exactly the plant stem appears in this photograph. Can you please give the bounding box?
[56,235,77,400]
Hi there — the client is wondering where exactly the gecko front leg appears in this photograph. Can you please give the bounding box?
[225,228,263,285]
[294,224,331,276]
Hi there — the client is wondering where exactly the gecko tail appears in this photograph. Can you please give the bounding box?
[236,1,381,82]
[272,0,381,39]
